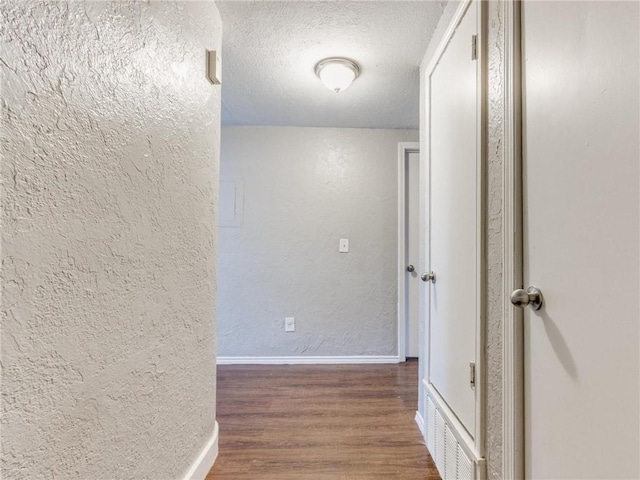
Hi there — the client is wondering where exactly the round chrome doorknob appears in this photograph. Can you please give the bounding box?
[407,265,415,272]
[510,286,543,311]
[421,272,436,283]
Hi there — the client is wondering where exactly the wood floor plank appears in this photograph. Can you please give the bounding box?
[207,361,440,480]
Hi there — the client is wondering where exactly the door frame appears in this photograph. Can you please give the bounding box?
[421,0,487,463]
[397,142,420,362]
[502,1,524,479]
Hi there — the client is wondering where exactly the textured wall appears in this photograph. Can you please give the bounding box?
[485,3,505,478]
[1,1,221,479]
[217,126,418,357]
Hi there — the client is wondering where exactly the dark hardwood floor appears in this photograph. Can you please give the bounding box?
[207,360,440,479]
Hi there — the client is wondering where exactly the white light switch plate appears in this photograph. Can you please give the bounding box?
[339,238,349,253]
[285,317,295,332]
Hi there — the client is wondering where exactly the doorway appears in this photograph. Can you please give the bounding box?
[418,1,486,478]
[398,142,421,360]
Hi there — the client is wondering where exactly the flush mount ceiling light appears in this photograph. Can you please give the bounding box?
[314,57,361,93]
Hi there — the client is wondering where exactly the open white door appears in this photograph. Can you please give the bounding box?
[521,2,639,478]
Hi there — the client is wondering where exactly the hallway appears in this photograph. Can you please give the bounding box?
[208,361,439,479]
[3,1,639,478]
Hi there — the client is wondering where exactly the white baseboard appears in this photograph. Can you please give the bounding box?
[183,422,219,480]
[216,356,401,365]
[415,410,426,438]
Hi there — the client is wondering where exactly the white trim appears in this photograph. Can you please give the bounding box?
[420,0,487,462]
[502,1,524,479]
[183,422,219,480]
[415,410,426,438]
[424,1,474,76]
[216,356,401,365]
[417,8,434,426]
[397,142,420,363]
[475,0,488,460]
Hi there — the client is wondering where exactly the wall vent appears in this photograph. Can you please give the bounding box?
[421,389,478,480]
[435,409,446,472]
[458,448,473,480]
[445,424,458,479]
[426,397,436,453]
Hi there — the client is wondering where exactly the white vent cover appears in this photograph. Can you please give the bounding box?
[445,425,458,479]
[426,397,436,453]
[422,389,479,480]
[458,449,473,480]
[435,409,446,472]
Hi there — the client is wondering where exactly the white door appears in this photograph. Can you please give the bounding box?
[522,2,639,478]
[428,0,479,436]
[405,150,420,358]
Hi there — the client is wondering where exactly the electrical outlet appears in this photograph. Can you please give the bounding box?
[285,317,295,332]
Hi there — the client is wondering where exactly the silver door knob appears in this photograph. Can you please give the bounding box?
[421,272,436,283]
[407,265,415,272]
[510,286,543,311]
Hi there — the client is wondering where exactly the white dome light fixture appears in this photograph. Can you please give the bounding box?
[314,57,361,93]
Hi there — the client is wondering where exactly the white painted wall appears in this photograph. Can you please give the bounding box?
[1,1,221,478]
[218,126,418,358]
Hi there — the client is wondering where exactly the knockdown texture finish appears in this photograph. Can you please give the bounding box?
[1,1,221,478]
[217,1,447,129]
[218,126,418,357]
[485,3,506,477]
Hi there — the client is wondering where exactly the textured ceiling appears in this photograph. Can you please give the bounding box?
[217,1,446,129]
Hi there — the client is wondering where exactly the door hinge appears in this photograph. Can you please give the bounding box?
[469,362,476,387]
[471,35,478,60]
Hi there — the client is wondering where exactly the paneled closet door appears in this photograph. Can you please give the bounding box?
[427,0,479,437]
